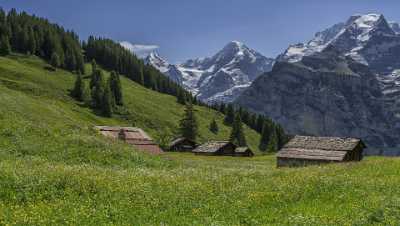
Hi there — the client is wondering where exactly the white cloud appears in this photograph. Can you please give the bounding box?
[119,41,159,58]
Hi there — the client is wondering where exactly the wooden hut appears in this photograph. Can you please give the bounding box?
[192,141,236,156]
[276,135,365,167]
[168,137,197,152]
[95,126,163,154]
[234,147,254,157]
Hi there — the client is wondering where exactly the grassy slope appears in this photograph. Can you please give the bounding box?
[0,55,400,225]
[1,54,261,152]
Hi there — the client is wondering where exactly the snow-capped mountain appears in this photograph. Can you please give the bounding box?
[236,13,400,152]
[236,47,400,152]
[145,52,169,73]
[145,41,275,103]
[279,13,400,118]
[279,13,399,67]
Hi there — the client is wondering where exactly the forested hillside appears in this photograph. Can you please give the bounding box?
[0,8,287,151]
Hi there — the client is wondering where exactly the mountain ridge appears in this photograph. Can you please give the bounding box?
[135,41,275,103]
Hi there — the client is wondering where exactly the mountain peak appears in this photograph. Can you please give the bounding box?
[280,13,398,63]
[228,40,244,46]
[347,13,387,30]
[222,40,247,52]
[145,51,169,73]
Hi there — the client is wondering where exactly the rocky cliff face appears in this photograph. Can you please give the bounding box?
[236,47,399,151]
[279,14,400,120]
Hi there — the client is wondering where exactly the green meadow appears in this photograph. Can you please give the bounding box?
[0,55,400,225]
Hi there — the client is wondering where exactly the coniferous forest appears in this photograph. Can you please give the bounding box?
[0,7,288,151]
[0,8,84,73]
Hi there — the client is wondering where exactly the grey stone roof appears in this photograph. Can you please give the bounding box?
[277,135,365,161]
[192,141,232,153]
[283,135,364,151]
[169,137,196,147]
[235,147,251,153]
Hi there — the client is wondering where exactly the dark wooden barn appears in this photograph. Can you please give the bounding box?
[234,147,254,157]
[168,137,197,152]
[192,141,237,156]
[95,126,163,154]
[277,135,365,167]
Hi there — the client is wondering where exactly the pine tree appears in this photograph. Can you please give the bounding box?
[192,96,198,105]
[179,100,198,141]
[0,35,11,56]
[65,49,77,71]
[90,68,100,89]
[249,113,257,131]
[259,123,271,151]
[50,52,60,68]
[177,90,186,105]
[139,64,145,85]
[27,27,36,55]
[267,128,278,152]
[275,124,288,149]
[256,115,265,133]
[241,108,250,125]
[109,71,123,105]
[224,104,235,125]
[82,82,91,106]
[20,27,29,53]
[101,85,113,117]
[91,70,104,108]
[219,103,226,114]
[91,59,97,74]
[72,73,84,101]
[229,113,247,146]
[209,119,219,134]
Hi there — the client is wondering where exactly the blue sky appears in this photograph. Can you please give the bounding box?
[1,0,400,63]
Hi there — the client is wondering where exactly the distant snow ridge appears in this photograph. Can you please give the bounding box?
[279,13,397,65]
[144,41,275,103]
[279,13,400,120]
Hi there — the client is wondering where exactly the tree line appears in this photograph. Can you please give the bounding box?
[72,60,123,117]
[209,102,288,151]
[0,8,84,73]
[83,36,194,102]
[1,8,289,151]
[179,99,288,152]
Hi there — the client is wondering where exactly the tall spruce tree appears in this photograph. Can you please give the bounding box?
[219,103,226,114]
[209,119,219,134]
[50,52,60,68]
[229,113,247,146]
[138,64,144,85]
[177,90,186,105]
[259,123,271,151]
[0,35,10,56]
[91,70,104,108]
[256,115,265,133]
[101,85,113,117]
[179,100,198,141]
[72,73,84,101]
[91,59,97,74]
[275,125,288,149]
[27,27,36,55]
[224,104,235,125]
[82,82,91,106]
[109,71,123,105]
[267,128,278,152]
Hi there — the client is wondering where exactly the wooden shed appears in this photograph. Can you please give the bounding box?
[192,141,236,156]
[277,135,365,167]
[95,126,163,154]
[168,137,197,152]
[234,147,254,157]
